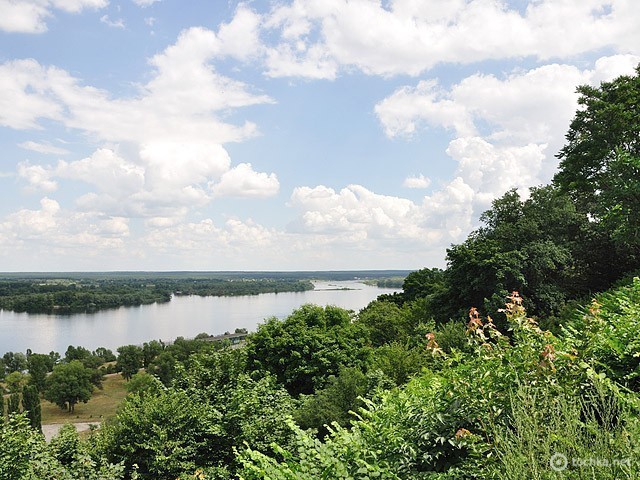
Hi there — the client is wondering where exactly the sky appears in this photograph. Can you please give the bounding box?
[0,0,639,272]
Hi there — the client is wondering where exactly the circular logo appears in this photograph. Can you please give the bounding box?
[550,453,568,471]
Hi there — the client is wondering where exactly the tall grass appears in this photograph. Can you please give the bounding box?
[490,381,640,479]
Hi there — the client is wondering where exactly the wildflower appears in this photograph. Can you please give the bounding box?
[467,307,483,333]
[425,332,443,355]
[540,344,556,371]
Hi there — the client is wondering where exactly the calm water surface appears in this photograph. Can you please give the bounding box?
[0,281,399,354]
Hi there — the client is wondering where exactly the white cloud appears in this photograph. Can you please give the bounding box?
[0,60,63,129]
[0,197,129,250]
[265,43,338,80]
[18,140,70,155]
[0,0,107,34]
[17,162,58,192]
[56,148,145,195]
[51,0,107,13]
[290,184,427,240]
[259,0,640,78]
[376,56,640,216]
[0,26,273,143]
[2,2,639,270]
[141,216,277,253]
[1,23,277,219]
[100,15,125,29]
[375,62,599,144]
[211,163,279,198]
[15,143,273,217]
[375,79,473,138]
[133,0,160,7]
[214,5,264,61]
[403,174,430,189]
[139,142,230,192]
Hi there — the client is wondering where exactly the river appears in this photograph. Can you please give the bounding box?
[0,281,399,355]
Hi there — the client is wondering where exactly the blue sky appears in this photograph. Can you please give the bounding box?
[0,0,638,271]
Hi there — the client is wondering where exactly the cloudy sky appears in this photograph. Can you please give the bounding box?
[0,0,638,271]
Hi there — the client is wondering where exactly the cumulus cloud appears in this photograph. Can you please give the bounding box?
[211,163,280,198]
[258,0,640,78]
[0,0,107,34]
[3,2,639,270]
[376,55,640,217]
[56,149,145,196]
[403,174,431,189]
[14,142,279,217]
[2,21,277,218]
[0,197,129,251]
[0,60,64,129]
[0,25,273,143]
[141,217,277,255]
[17,162,58,192]
[290,184,427,241]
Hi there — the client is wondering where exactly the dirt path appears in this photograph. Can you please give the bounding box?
[42,422,101,442]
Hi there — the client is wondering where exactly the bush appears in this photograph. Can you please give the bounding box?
[561,277,640,390]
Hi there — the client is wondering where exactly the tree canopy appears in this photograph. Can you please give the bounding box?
[555,64,640,263]
[44,360,95,413]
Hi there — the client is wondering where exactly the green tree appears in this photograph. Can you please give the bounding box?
[441,185,606,325]
[246,304,369,396]
[357,300,411,346]
[50,423,81,466]
[0,413,126,479]
[142,340,163,368]
[223,374,295,466]
[116,345,143,380]
[93,347,116,363]
[369,342,426,386]
[28,352,53,392]
[21,384,41,432]
[64,345,92,363]
[402,267,446,303]
[126,371,163,397]
[99,389,224,479]
[295,366,368,436]
[555,65,640,264]
[44,360,95,413]
[5,370,28,393]
[0,414,43,479]
[147,350,176,386]
[2,351,27,373]
[7,392,20,415]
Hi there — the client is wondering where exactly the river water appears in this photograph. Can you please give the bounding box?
[0,281,399,355]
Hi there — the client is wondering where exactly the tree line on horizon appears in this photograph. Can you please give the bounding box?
[0,277,314,314]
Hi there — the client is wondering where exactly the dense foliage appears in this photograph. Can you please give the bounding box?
[555,65,640,257]
[246,304,370,396]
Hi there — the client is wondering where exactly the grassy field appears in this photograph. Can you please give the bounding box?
[41,373,128,424]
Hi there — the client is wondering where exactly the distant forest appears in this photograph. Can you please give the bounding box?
[0,271,409,314]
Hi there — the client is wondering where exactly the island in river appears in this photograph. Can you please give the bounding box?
[0,270,410,314]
